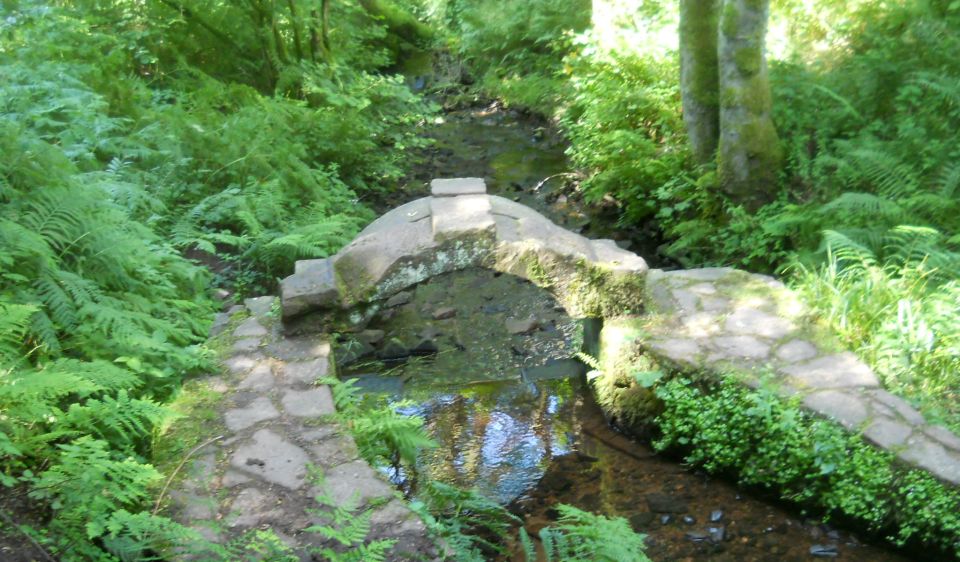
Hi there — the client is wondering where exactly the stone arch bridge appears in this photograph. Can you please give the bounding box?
[172,178,960,559]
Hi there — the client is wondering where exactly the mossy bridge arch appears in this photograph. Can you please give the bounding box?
[279,177,649,328]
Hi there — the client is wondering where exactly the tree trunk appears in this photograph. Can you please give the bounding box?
[717,0,781,209]
[679,0,720,166]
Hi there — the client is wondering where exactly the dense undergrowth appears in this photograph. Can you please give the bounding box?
[654,376,960,559]
[1,0,432,558]
[431,0,960,433]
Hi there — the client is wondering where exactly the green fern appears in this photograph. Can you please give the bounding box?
[306,480,397,562]
[534,504,651,562]
[30,437,162,540]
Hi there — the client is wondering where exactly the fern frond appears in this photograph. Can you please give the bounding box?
[30,437,162,539]
[0,301,36,363]
[64,390,168,452]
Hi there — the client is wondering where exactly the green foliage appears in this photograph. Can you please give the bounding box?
[532,504,651,562]
[306,478,397,562]
[1,0,435,556]
[411,480,518,561]
[433,0,590,110]
[323,377,437,468]
[655,376,960,556]
[790,247,960,431]
[560,33,689,225]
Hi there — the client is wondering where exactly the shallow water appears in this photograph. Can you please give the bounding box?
[340,269,909,561]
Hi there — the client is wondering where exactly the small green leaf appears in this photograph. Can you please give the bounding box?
[633,369,664,388]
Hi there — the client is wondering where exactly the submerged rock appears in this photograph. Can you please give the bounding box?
[646,493,689,514]
[411,338,439,355]
[809,544,840,558]
[432,306,457,320]
[505,316,539,335]
[377,338,409,361]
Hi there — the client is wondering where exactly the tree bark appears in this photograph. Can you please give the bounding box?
[679,0,720,166]
[717,0,781,209]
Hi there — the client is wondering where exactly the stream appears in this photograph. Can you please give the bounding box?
[343,102,912,561]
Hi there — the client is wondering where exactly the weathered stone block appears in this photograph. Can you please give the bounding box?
[863,416,913,448]
[430,177,486,197]
[244,296,276,319]
[281,357,330,385]
[801,390,869,430]
[357,197,432,237]
[899,436,960,485]
[280,387,335,418]
[724,307,795,339]
[230,429,311,490]
[646,338,702,368]
[267,336,331,361]
[780,353,879,389]
[224,396,280,431]
[333,219,437,301]
[316,460,395,506]
[233,317,267,338]
[865,389,926,425]
[591,239,649,276]
[430,194,495,242]
[708,335,771,360]
[281,259,340,318]
[775,340,818,363]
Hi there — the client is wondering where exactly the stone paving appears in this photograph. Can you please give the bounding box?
[170,297,437,560]
[640,267,960,486]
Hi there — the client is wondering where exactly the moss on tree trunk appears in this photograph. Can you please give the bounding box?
[717,0,782,210]
[717,0,782,209]
[679,0,720,165]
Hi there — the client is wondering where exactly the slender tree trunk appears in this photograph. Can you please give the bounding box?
[286,0,305,61]
[679,0,720,165]
[321,0,331,54]
[717,0,781,209]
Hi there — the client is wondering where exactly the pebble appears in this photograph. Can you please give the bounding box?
[809,544,840,558]
[432,306,457,320]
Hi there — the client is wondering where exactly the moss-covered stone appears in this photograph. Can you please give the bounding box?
[592,316,662,433]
